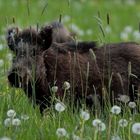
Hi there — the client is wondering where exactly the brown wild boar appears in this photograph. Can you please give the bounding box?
[6,23,140,113]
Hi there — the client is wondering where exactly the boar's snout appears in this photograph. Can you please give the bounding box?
[8,67,31,88]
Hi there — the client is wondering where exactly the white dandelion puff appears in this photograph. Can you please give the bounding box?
[80,110,90,121]
[128,101,136,108]
[21,114,29,121]
[0,44,4,51]
[55,102,66,112]
[111,105,121,114]
[63,15,71,23]
[92,119,102,126]
[124,26,133,34]
[12,118,21,126]
[96,122,106,132]
[105,25,112,34]
[133,30,140,41]
[118,119,128,127]
[86,29,93,35]
[0,136,11,140]
[7,109,16,118]
[51,86,58,93]
[63,81,70,90]
[132,123,140,135]
[72,134,81,140]
[120,32,129,41]
[117,95,130,103]
[4,118,12,127]
[6,53,13,61]
[56,128,67,137]
[0,59,4,67]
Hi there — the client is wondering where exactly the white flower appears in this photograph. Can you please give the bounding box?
[92,119,102,126]
[92,119,106,131]
[96,122,106,132]
[63,81,70,90]
[55,102,66,112]
[70,23,84,36]
[111,105,121,114]
[105,26,112,34]
[128,102,136,108]
[0,44,4,51]
[86,29,93,35]
[111,135,121,140]
[51,86,58,93]
[124,26,133,34]
[132,123,140,135]
[72,134,81,140]
[0,59,4,67]
[120,32,128,41]
[56,128,67,137]
[0,136,11,140]
[126,0,135,5]
[12,118,21,126]
[80,110,90,121]
[21,114,29,121]
[4,118,12,127]
[6,53,13,61]
[63,15,70,23]
[118,119,128,127]
[7,109,16,118]
[117,95,130,103]
[133,30,140,41]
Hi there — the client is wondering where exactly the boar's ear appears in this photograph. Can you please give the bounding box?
[6,27,20,52]
[38,25,53,50]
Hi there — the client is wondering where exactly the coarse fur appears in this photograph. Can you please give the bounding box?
[6,24,140,113]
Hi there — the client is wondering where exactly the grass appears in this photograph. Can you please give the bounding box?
[1,0,140,139]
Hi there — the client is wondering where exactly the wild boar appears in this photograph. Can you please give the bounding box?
[6,24,140,113]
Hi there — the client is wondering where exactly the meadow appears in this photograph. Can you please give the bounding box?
[0,0,140,140]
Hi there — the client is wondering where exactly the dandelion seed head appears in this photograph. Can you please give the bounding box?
[55,102,66,112]
[133,30,140,41]
[117,95,130,103]
[21,114,29,121]
[4,118,12,127]
[7,109,16,118]
[105,26,112,34]
[0,59,4,67]
[0,44,4,51]
[12,118,21,126]
[132,123,140,135]
[72,134,81,140]
[63,81,70,90]
[96,122,106,132]
[63,15,70,23]
[0,136,11,140]
[111,105,121,114]
[80,110,90,121]
[118,119,128,127]
[51,86,58,93]
[56,128,67,137]
[92,119,102,126]
[124,26,133,34]
[120,32,129,41]
[128,101,136,108]
[86,29,93,35]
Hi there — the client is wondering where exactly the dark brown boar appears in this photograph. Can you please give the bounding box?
[6,25,140,113]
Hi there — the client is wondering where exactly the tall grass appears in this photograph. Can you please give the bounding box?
[0,0,140,140]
